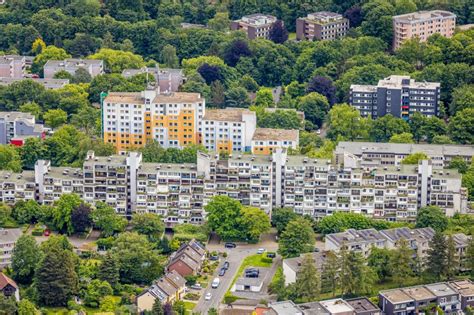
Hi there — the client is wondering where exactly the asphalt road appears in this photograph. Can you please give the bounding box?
[194,235,278,314]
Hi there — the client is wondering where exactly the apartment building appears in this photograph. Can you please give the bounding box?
[325,228,386,257]
[43,58,104,78]
[380,227,434,258]
[380,282,462,315]
[0,77,69,89]
[283,252,327,285]
[296,11,349,41]
[230,14,278,39]
[122,67,185,93]
[393,10,456,50]
[0,171,36,205]
[0,55,26,78]
[251,128,299,155]
[0,228,22,268]
[449,280,474,310]
[335,141,474,169]
[0,112,44,145]
[350,75,441,119]
[201,108,256,153]
[102,84,205,152]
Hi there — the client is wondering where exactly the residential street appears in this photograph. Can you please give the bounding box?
[193,234,278,314]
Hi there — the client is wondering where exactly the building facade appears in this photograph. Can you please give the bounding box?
[0,112,44,145]
[296,12,349,41]
[0,55,26,78]
[0,77,69,89]
[102,85,205,152]
[251,128,299,155]
[0,228,22,268]
[230,14,277,39]
[202,108,256,153]
[393,10,456,50]
[350,75,441,119]
[335,141,474,169]
[43,58,104,78]
[122,67,185,93]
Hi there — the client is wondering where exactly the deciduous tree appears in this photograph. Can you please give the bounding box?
[278,217,315,258]
[12,235,42,284]
[416,206,448,232]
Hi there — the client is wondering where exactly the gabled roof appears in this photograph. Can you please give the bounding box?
[165,270,186,289]
[0,272,18,290]
[169,252,200,272]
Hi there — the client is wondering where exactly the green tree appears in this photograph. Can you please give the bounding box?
[295,254,320,301]
[278,217,315,258]
[205,196,243,240]
[402,152,429,165]
[361,0,395,44]
[254,87,274,107]
[450,84,474,115]
[321,250,339,296]
[99,296,117,311]
[298,92,329,128]
[370,115,410,142]
[432,135,454,144]
[208,12,231,32]
[71,106,100,136]
[272,207,298,234]
[425,231,447,281]
[18,299,39,315]
[0,294,17,315]
[448,108,474,144]
[161,44,179,68]
[445,235,459,280]
[416,206,448,232]
[341,250,377,296]
[466,237,474,277]
[240,206,271,242]
[98,252,120,289]
[43,109,67,129]
[91,202,127,237]
[390,132,414,143]
[11,234,42,284]
[132,213,165,241]
[209,80,225,108]
[89,48,145,73]
[391,239,414,286]
[71,203,92,234]
[35,236,78,306]
[0,145,22,172]
[368,247,392,282]
[52,194,83,235]
[150,298,164,315]
[32,45,71,74]
[84,279,113,307]
[12,200,42,224]
[225,86,251,108]
[327,104,370,141]
[19,102,42,120]
[111,232,163,284]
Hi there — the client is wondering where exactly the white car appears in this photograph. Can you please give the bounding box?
[257,248,265,254]
[205,292,212,301]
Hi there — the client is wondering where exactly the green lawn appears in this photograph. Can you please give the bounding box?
[184,301,196,311]
[230,254,273,289]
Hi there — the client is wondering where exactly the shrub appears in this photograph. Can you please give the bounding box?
[261,254,273,264]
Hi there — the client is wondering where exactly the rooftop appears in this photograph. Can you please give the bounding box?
[164,270,186,288]
[0,170,35,184]
[283,252,328,273]
[121,67,184,79]
[239,14,277,26]
[378,75,440,90]
[425,283,458,297]
[0,272,18,290]
[380,227,435,244]
[44,58,103,68]
[203,108,255,122]
[104,91,203,104]
[393,10,456,23]
[380,288,414,304]
[46,167,83,180]
[402,286,436,301]
[0,111,34,121]
[298,302,329,315]
[326,228,386,247]
[345,298,380,313]
[319,299,354,314]
[350,84,377,93]
[0,77,69,89]
[252,128,299,142]
[449,280,474,296]
[0,228,22,244]
[268,301,303,315]
[139,162,197,173]
[304,11,347,24]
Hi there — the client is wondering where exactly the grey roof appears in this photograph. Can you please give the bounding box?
[268,301,303,315]
[0,228,22,244]
[380,227,435,244]
[0,111,34,120]
[283,252,327,273]
[44,58,103,68]
[0,171,35,184]
[425,283,458,297]
[235,276,264,287]
[449,280,474,297]
[378,75,440,90]
[319,299,355,314]
[298,302,329,315]
[449,233,471,248]
[325,228,386,247]
[402,286,436,301]
[335,141,474,157]
[139,162,197,173]
[121,67,184,80]
[165,270,186,288]
[393,10,456,23]
[346,298,380,313]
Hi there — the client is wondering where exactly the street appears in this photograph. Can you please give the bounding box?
[193,234,278,314]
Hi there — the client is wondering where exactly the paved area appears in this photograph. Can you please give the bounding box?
[194,234,278,314]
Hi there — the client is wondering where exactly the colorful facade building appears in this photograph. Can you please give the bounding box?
[251,128,299,155]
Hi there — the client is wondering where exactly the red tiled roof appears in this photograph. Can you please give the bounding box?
[0,272,18,290]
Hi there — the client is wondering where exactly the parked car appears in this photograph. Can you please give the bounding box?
[257,248,265,254]
[205,292,212,300]
[209,254,219,261]
[211,277,220,288]
[223,261,230,270]
[314,247,320,252]
[190,284,202,290]
[266,252,276,258]
[245,268,258,273]
[43,229,51,236]
[224,242,236,248]
[245,271,259,278]
[219,267,226,276]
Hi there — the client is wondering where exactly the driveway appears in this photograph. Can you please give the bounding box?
[194,234,278,314]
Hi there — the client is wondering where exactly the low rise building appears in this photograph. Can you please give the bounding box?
[0,112,44,145]
[231,14,278,39]
[319,299,357,315]
[0,77,69,89]
[449,280,474,311]
[43,58,104,78]
[335,141,474,169]
[324,229,386,257]
[0,55,26,78]
[167,240,206,277]
[296,12,349,41]
[202,108,256,153]
[282,252,328,285]
[0,272,19,302]
[267,301,304,315]
[251,128,299,155]
[393,10,456,50]
[122,67,185,93]
[345,298,381,315]
[0,171,36,205]
[380,227,435,258]
[350,75,441,119]
[0,228,22,268]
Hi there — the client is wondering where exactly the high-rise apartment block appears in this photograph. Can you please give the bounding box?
[230,14,277,39]
[335,141,474,169]
[43,58,104,79]
[296,12,349,41]
[0,149,467,224]
[102,85,205,152]
[0,112,44,145]
[0,55,26,78]
[202,108,256,153]
[350,75,440,119]
[393,10,456,50]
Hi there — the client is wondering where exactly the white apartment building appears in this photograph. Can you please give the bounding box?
[0,228,22,268]
[43,58,104,78]
[0,149,467,224]
[201,108,256,153]
[102,85,205,152]
[251,128,299,155]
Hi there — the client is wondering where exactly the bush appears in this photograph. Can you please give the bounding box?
[31,224,45,236]
[184,293,200,301]
[261,254,273,264]
[185,275,198,286]
[222,252,228,258]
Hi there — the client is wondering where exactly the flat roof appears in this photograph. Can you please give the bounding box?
[326,228,386,247]
[268,301,303,315]
[0,228,22,244]
[46,167,83,180]
[381,289,414,304]
[346,298,380,313]
[425,283,457,297]
[252,128,299,142]
[0,170,35,184]
[320,299,354,314]
[393,10,456,23]
[298,302,329,315]
[104,91,203,104]
[203,108,254,122]
[350,85,377,93]
[283,252,327,273]
[402,286,436,301]
[449,280,474,296]
[380,227,435,244]
[139,162,197,173]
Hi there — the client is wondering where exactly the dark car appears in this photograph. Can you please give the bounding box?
[219,267,226,276]
[245,271,259,278]
[266,252,276,258]
[223,261,230,270]
[224,242,236,248]
[209,255,219,261]
[245,268,258,273]
[314,247,320,252]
